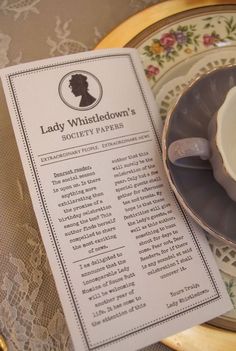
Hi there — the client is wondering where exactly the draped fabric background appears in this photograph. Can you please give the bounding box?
[0,0,166,68]
[0,1,171,350]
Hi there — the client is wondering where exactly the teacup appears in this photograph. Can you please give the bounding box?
[168,86,236,202]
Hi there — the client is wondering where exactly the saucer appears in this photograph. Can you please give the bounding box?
[162,65,236,247]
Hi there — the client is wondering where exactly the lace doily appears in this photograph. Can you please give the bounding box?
[208,237,236,277]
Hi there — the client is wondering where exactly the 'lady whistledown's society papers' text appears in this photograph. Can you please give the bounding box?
[1,48,232,351]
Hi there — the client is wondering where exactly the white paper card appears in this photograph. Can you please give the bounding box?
[1,48,232,351]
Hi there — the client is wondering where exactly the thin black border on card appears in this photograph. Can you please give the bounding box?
[6,52,221,350]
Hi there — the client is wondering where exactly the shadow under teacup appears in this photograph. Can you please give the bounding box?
[162,65,236,247]
[168,86,236,202]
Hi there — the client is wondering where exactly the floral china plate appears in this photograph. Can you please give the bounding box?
[97,1,236,332]
[137,7,236,92]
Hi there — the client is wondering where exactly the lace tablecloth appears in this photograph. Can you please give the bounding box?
[0,1,172,350]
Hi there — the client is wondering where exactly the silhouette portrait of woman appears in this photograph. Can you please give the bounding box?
[69,73,96,107]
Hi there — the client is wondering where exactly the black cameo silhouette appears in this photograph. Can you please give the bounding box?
[69,73,96,107]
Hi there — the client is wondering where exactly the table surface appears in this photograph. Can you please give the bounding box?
[0,1,235,351]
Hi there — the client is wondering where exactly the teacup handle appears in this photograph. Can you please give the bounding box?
[168,137,211,169]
